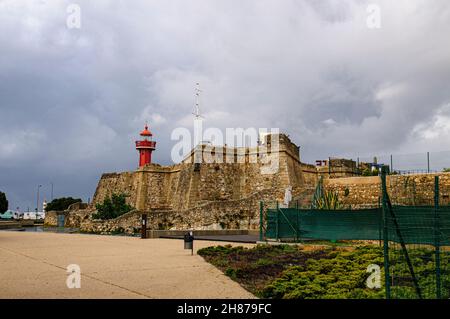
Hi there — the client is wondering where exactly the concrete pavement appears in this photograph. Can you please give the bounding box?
[0,231,255,299]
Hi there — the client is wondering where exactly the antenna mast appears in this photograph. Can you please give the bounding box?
[193,82,203,119]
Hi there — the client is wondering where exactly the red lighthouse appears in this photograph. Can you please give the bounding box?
[135,123,156,167]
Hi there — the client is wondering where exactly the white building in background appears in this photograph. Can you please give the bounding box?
[14,199,47,220]
[23,212,45,220]
[13,210,23,219]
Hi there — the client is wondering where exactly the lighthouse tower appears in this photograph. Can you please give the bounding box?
[135,123,156,167]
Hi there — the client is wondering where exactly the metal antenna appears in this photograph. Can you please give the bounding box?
[193,82,204,119]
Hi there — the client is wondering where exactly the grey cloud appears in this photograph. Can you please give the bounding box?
[1,0,450,209]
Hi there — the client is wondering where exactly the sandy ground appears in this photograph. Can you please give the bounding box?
[0,231,256,299]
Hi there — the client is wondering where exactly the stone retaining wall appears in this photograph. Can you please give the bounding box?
[57,189,281,235]
[324,173,450,208]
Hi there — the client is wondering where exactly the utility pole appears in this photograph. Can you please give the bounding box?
[390,155,393,173]
[50,182,54,201]
[36,184,42,220]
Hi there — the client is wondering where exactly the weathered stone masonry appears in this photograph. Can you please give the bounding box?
[45,132,450,234]
[47,134,320,233]
[90,134,315,212]
[324,173,450,208]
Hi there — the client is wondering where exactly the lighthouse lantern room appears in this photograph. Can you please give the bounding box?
[135,123,156,167]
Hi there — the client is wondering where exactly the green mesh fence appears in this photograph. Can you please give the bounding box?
[261,170,450,299]
[264,206,450,245]
[383,172,450,299]
[265,208,382,242]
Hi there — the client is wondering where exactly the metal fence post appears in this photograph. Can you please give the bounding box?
[276,201,279,241]
[328,157,332,177]
[259,201,263,242]
[434,176,441,299]
[390,155,393,173]
[378,196,382,247]
[381,167,391,299]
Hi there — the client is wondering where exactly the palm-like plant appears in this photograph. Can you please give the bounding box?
[313,190,343,210]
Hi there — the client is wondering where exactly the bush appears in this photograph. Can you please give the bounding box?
[46,197,82,211]
[261,246,385,299]
[362,168,379,176]
[92,193,133,220]
[200,243,450,299]
[313,190,343,210]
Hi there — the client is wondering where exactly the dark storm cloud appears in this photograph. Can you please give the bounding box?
[1,0,450,209]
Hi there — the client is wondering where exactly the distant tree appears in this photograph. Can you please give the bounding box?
[93,193,133,220]
[444,168,450,173]
[45,197,82,211]
[362,168,380,176]
[0,191,8,213]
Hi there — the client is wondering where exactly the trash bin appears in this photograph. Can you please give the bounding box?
[184,231,194,253]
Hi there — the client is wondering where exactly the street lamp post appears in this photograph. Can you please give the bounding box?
[36,184,42,220]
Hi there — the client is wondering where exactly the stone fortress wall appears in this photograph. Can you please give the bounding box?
[45,132,450,234]
[90,133,316,213]
[323,173,450,209]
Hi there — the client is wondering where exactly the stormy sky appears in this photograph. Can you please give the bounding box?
[1,0,450,211]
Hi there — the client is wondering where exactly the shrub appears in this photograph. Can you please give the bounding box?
[92,193,133,220]
[199,243,450,299]
[46,197,82,211]
[225,268,236,278]
[313,190,343,210]
[261,246,385,299]
[362,168,380,176]
[256,258,275,267]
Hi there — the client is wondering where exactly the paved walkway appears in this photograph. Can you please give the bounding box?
[0,231,255,299]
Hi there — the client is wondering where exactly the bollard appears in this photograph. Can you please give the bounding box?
[141,214,147,239]
[184,231,194,255]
